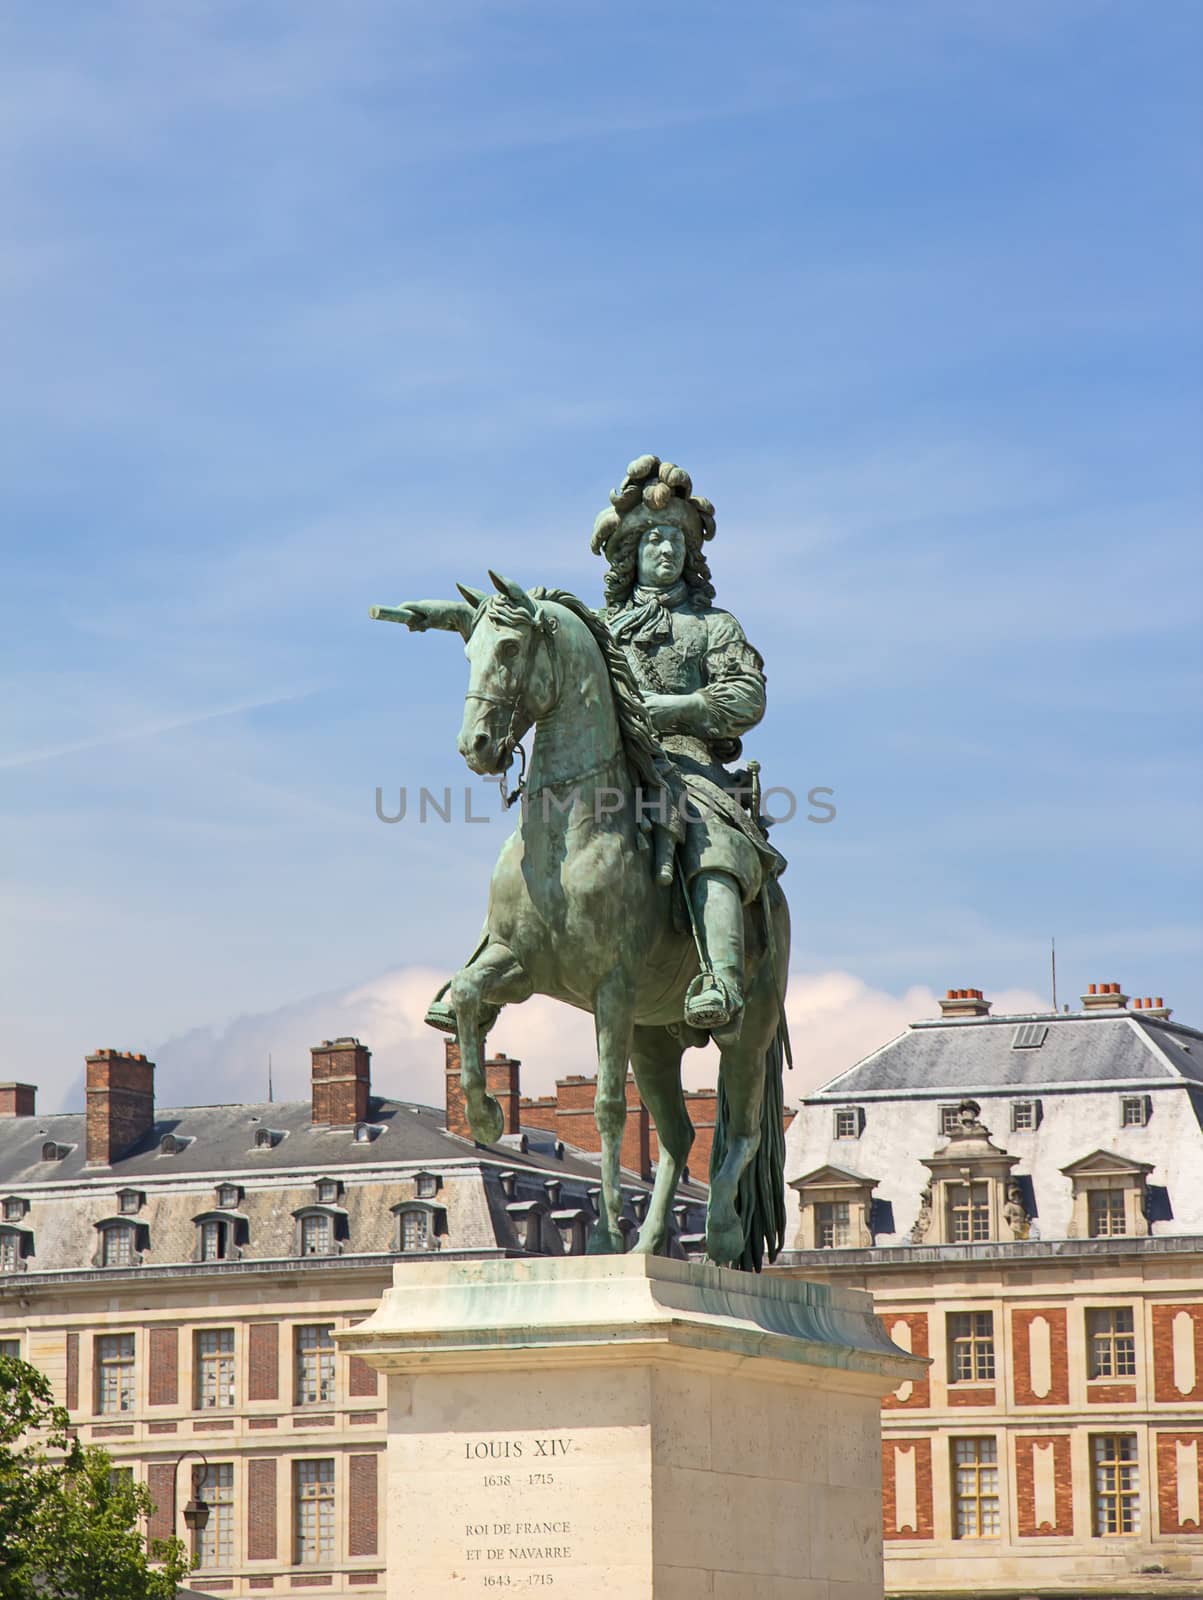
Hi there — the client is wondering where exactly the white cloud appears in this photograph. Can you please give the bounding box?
[145,964,1052,1119]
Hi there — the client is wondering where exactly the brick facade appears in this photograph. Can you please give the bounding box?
[248,1321,279,1402]
[348,1452,380,1556]
[84,1050,155,1166]
[146,1460,175,1549]
[247,1456,278,1560]
[1086,1382,1137,1405]
[881,1312,931,1410]
[148,1325,178,1406]
[1152,1302,1203,1403]
[1014,1433,1074,1536]
[65,1330,78,1410]
[1012,1307,1069,1406]
[309,1038,371,1128]
[882,1437,934,1540]
[1156,1431,1203,1534]
[948,1385,996,1406]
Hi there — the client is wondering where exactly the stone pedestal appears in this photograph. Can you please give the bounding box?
[335,1255,923,1600]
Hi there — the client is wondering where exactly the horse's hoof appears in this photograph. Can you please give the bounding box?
[467,1094,505,1146]
[586,1225,626,1256]
[705,1215,745,1267]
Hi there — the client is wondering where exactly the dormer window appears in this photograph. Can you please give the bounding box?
[2,1197,26,1223]
[252,1126,284,1150]
[938,1104,962,1137]
[833,1106,864,1140]
[1062,1150,1153,1240]
[41,1141,67,1162]
[301,1214,331,1255]
[392,1199,445,1253]
[117,1189,143,1215]
[1011,1100,1041,1132]
[97,1222,140,1268]
[414,1171,440,1200]
[353,1122,377,1144]
[788,1166,879,1251]
[1121,1096,1150,1128]
[315,1178,340,1205]
[158,1134,183,1156]
[216,1184,240,1209]
[0,1229,26,1273]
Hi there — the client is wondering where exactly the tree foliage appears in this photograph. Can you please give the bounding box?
[0,1355,189,1599]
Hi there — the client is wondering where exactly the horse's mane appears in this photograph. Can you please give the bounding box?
[531,587,668,796]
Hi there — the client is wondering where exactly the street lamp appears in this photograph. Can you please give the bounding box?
[171,1450,211,1541]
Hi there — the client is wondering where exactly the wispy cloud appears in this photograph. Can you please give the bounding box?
[0,689,319,772]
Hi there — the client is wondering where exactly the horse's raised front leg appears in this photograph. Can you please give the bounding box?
[629,1026,691,1256]
[449,941,533,1145]
[588,967,636,1254]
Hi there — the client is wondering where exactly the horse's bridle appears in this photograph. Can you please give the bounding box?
[464,602,559,809]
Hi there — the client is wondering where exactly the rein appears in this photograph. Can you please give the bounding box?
[464,601,559,810]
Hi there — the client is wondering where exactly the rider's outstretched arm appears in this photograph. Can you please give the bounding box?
[369,599,476,639]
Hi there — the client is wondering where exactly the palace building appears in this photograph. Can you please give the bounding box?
[780,981,1203,1597]
[0,1038,705,1597]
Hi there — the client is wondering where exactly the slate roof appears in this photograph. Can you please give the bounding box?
[0,1094,693,1194]
[812,1011,1203,1100]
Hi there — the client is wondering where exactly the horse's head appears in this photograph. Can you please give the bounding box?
[456,571,558,776]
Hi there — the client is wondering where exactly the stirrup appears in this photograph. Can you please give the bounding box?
[684,972,740,1030]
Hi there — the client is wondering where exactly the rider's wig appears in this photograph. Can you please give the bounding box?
[591,454,717,614]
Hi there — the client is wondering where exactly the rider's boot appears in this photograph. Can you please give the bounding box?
[682,870,746,1042]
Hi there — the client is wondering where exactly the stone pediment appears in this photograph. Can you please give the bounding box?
[788,1163,878,1192]
[1060,1148,1154,1179]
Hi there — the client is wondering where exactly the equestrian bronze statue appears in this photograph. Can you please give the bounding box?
[371,454,791,1270]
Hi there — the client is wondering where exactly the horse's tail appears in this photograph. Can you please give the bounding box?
[710,1022,788,1272]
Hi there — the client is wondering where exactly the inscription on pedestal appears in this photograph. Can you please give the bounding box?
[396,1422,648,1595]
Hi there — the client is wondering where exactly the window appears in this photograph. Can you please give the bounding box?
[216,1184,239,1209]
[939,1104,962,1137]
[415,1171,439,1199]
[1088,1307,1136,1378]
[316,1179,339,1205]
[254,1127,274,1149]
[195,1329,235,1409]
[833,1107,862,1139]
[952,1437,1000,1537]
[1092,1433,1139,1535]
[1121,1096,1148,1128]
[41,1141,64,1161]
[109,1464,134,1490]
[816,1202,851,1249]
[1088,1190,1127,1238]
[1011,1100,1039,1132]
[200,1220,228,1262]
[947,1183,991,1243]
[948,1312,996,1382]
[2,1198,24,1222]
[0,1232,20,1273]
[0,1338,21,1358]
[294,1459,336,1564]
[117,1190,141,1215]
[194,1463,234,1568]
[101,1225,135,1267]
[301,1214,332,1256]
[401,1210,430,1251]
[96,1334,135,1414]
[295,1325,335,1405]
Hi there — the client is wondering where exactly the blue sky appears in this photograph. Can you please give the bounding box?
[2,1,1200,1114]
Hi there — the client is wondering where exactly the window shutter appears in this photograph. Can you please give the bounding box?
[348,1453,379,1556]
[247,1457,278,1560]
[248,1321,279,1402]
[148,1326,178,1406]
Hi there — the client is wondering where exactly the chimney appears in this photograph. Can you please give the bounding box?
[938,987,992,1018]
[85,1050,155,1165]
[443,1039,520,1142]
[553,1074,602,1154]
[310,1037,371,1126]
[0,1083,36,1118]
[1132,995,1172,1021]
[621,1073,652,1181]
[1080,981,1129,1011]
